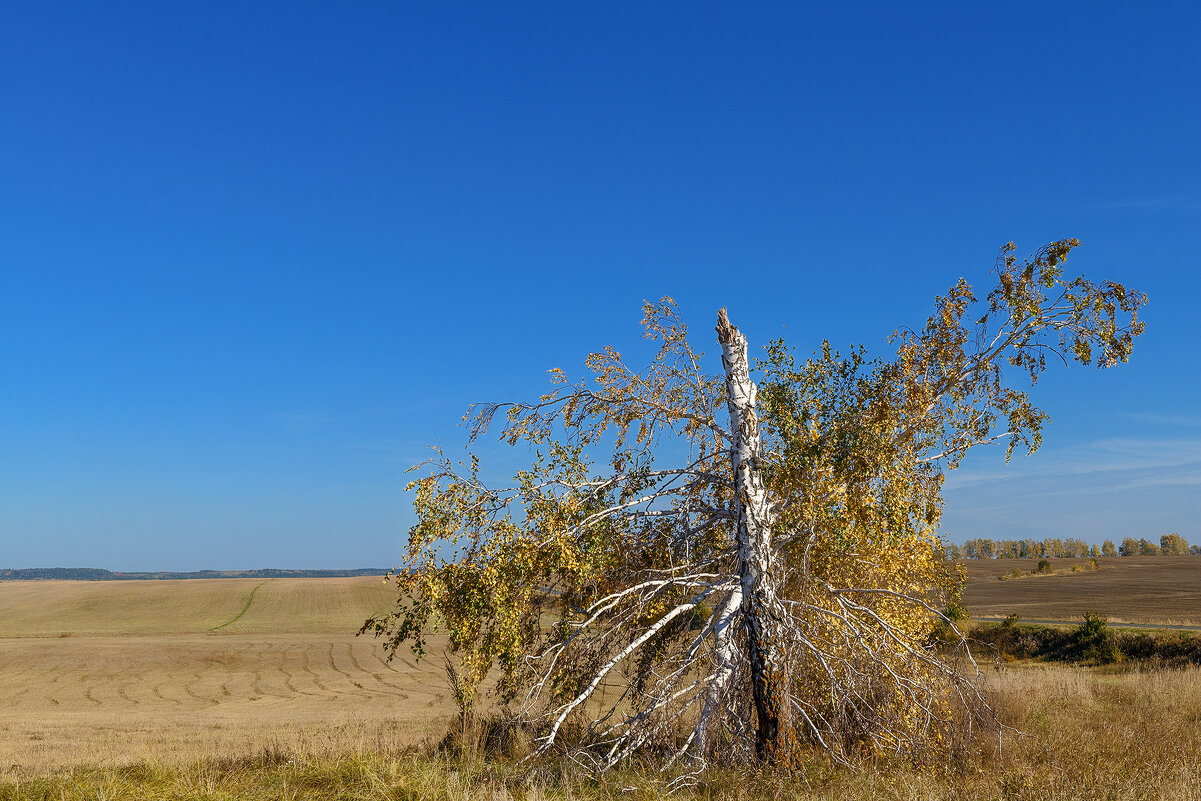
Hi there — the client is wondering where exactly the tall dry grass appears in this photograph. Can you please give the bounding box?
[3,664,1200,800]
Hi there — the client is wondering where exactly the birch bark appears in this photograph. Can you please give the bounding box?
[693,580,742,756]
[716,308,795,763]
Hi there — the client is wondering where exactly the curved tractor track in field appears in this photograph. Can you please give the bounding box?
[207,582,265,632]
[0,577,459,769]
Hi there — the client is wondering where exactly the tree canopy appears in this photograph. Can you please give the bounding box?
[364,240,1145,771]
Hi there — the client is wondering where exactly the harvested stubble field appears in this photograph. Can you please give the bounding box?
[0,577,457,777]
[961,556,1201,626]
[0,576,403,636]
[3,664,1200,799]
[4,571,1201,799]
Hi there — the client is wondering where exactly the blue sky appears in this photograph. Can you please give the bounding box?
[2,3,1198,570]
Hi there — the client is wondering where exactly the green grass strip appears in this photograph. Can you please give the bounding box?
[208,582,265,631]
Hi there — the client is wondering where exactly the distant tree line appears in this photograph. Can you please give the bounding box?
[950,532,1199,559]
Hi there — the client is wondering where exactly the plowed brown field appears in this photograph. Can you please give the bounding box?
[962,556,1201,626]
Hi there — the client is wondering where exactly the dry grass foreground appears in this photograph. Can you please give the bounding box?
[2,665,1200,799]
[0,577,459,776]
[962,556,1201,626]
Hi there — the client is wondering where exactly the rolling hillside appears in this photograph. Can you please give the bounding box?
[0,575,397,637]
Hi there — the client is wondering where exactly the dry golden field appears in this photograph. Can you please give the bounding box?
[3,574,1201,798]
[962,556,1201,626]
[0,577,458,778]
[4,664,1201,800]
[0,576,402,636]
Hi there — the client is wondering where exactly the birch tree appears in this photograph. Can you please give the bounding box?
[363,240,1145,769]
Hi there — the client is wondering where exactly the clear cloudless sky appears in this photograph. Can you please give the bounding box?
[2,3,1198,570]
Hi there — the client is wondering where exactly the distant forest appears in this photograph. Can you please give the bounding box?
[0,568,391,581]
[952,532,1199,559]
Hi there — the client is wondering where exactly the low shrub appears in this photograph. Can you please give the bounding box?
[929,603,972,646]
[1075,613,1123,664]
[970,616,1201,667]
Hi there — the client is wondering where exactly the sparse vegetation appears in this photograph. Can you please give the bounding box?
[997,557,1102,581]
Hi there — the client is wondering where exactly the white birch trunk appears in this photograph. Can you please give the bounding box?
[693,581,742,756]
[716,307,795,763]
